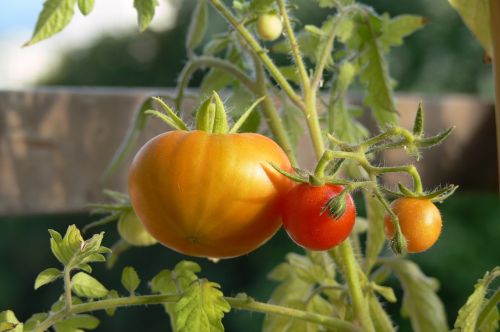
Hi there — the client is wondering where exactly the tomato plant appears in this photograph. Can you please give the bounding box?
[129,129,293,258]
[384,197,442,253]
[282,184,355,250]
[3,0,498,332]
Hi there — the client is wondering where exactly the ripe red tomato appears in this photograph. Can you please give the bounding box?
[384,198,442,253]
[257,14,283,41]
[128,130,293,258]
[282,184,356,250]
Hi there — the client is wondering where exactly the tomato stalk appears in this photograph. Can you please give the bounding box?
[33,293,359,332]
[489,0,500,192]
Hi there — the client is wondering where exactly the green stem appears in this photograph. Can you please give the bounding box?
[489,0,500,192]
[34,294,359,332]
[369,164,423,194]
[337,241,376,332]
[311,17,338,90]
[175,56,256,110]
[208,0,305,110]
[63,267,72,313]
[277,0,310,91]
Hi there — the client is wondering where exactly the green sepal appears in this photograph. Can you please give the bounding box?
[416,127,454,149]
[229,97,265,134]
[423,185,459,203]
[390,229,408,256]
[412,102,424,137]
[268,163,308,184]
[398,183,417,197]
[195,97,216,132]
[151,97,188,130]
[211,91,229,134]
[321,190,348,219]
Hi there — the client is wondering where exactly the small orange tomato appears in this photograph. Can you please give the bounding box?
[384,198,442,253]
[128,130,293,259]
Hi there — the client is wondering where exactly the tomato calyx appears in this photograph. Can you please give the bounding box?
[145,91,265,135]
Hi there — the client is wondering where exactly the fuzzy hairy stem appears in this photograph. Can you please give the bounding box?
[33,294,359,332]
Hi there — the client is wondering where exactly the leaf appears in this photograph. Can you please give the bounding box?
[77,0,94,15]
[174,261,201,290]
[174,280,230,332]
[133,0,158,32]
[54,315,99,332]
[453,267,500,332]
[384,258,448,332]
[25,0,76,46]
[24,313,50,331]
[121,266,140,294]
[328,61,368,144]
[227,87,261,133]
[380,14,426,51]
[34,268,61,290]
[448,0,492,57]
[186,0,208,54]
[0,311,22,332]
[353,12,398,127]
[72,272,109,298]
[49,225,110,272]
[281,102,303,151]
[479,306,499,332]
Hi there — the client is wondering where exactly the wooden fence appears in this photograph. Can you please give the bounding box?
[0,88,497,216]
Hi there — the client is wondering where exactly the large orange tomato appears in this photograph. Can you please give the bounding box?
[128,130,293,258]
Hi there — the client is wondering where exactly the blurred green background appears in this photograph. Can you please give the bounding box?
[1,0,499,331]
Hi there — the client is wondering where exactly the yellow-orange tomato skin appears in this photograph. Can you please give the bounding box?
[128,130,294,259]
[384,198,442,253]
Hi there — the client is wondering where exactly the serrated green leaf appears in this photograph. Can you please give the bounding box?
[49,225,84,265]
[0,311,22,332]
[174,280,230,332]
[329,61,368,144]
[121,266,140,294]
[133,0,158,32]
[71,272,108,298]
[354,13,398,127]
[24,313,49,331]
[77,0,94,15]
[35,268,61,290]
[150,269,177,294]
[384,258,448,332]
[25,0,76,46]
[54,314,99,332]
[174,261,201,290]
[104,290,119,317]
[453,267,500,332]
[380,14,426,51]
[186,0,208,54]
[449,0,492,57]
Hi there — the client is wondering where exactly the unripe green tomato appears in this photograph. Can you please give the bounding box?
[118,210,157,247]
[257,14,283,41]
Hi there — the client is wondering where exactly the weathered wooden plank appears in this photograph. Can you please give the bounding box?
[0,88,496,216]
